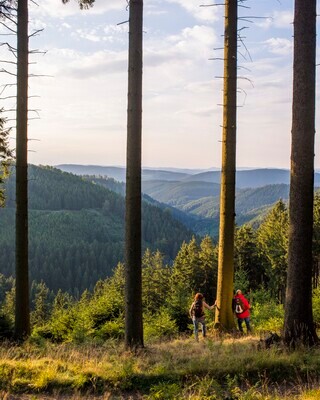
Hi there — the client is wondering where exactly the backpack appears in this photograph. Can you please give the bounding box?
[193,299,204,318]
[234,297,244,314]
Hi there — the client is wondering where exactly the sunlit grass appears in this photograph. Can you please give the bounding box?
[0,334,319,398]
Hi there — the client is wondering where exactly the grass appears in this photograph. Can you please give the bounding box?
[0,333,320,399]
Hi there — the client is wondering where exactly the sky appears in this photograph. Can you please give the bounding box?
[2,0,320,169]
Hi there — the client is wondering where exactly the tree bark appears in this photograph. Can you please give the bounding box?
[284,0,318,346]
[125,0,144,349]
[215,0,237,331]
[15,0,30,339]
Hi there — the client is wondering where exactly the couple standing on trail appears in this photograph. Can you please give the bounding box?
[189,289,251,341]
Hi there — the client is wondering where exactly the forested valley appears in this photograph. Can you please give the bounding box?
[0,0,319,397]
[0,164,300,297]
[0,165,195,295]
[1,168,320,396]
[1,164,320,342]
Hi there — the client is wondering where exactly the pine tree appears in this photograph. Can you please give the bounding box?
[215,0,238,331]
[142,249,170,314]
[31,281,50,327]
[125,0,144,349]
[235,225,263,289]
[199,236,218,304]
[257,200,288,302]
[284,0,318,346]
[15,0,30,340]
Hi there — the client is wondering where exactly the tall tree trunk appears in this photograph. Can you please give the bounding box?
[15,0,30,339]
[215,0,237,331]
[284,0,318,346]
[125,0,144,349]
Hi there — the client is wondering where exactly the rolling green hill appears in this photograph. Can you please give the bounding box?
[176,184,290,226]
[141,177,289,222]
[0,165,195,294]
[75,173,291,237]
[3,165,294,253]
[141,180,221,206]
[0,165,295,295]
[86,177,289,237]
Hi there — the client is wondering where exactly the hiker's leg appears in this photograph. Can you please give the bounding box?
[193,318,199,341]
[244,317,251,333]
[201,319,207,338]
[237,318,244,332]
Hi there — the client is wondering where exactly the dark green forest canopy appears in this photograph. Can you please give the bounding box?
[0,165,195,294]
[1,164,320,298]
[0,113,13,207]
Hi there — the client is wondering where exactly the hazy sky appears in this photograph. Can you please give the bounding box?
[3,0,320,169]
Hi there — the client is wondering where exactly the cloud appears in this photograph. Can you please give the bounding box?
[145,3,168,16]
[265,37,292,56]
[56,23,128,46]
[165,0,221,21]
[147,25,217,65]
[25,0,315,170]
[62,22,72,29]
[29,19,47,31]
[176,25,217,50]
[74,28,101,42]
[273,11,294,28]
[256,10,293,30]
[53,49,127,78]
[36,24,216,82]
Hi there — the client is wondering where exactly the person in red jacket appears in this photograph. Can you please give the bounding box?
[233,289,251,333]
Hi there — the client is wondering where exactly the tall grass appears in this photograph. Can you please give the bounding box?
[0,334,319,398]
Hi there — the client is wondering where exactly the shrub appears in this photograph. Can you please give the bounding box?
[94,317,125,340]
[144,308,178,342]
[147,382,181,400]
[32,307,78,343]
[312,287,320,326]
[251,296,284,333]
[248,287,284,333]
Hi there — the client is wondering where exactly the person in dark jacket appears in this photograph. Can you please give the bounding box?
[189,293,216,341]
[233,289,251,333]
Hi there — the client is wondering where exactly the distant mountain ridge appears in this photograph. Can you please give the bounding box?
[182,169,292,188]
[56,164,320,188]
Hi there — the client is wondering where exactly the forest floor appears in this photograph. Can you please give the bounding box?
[0,333,320,399]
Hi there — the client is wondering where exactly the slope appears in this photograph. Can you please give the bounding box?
[0,165,195,294]
[141,180,221,206]
[179,184,288,215]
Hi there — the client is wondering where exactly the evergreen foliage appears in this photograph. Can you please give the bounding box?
[0,165,194,295]
[168,237,218,331]
[143,178,291,236]
[0,113,13,207]
[256,200,288,302]
[2,165,320,342]
[234,225,265,288]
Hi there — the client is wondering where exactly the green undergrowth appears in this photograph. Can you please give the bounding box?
[0,335,320,399]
